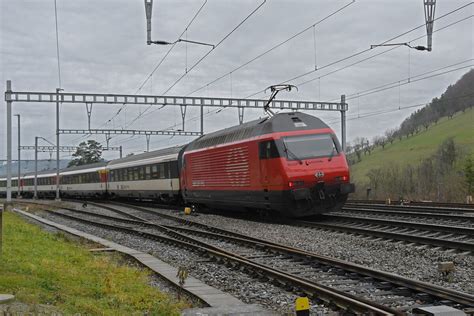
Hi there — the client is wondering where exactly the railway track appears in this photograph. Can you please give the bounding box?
[340,205,474,225]
[295,214,474,253]
[14,200,474,315]
[295,202,474,252]
[346,201,474,213]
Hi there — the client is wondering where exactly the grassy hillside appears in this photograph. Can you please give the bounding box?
[350,107,474,184]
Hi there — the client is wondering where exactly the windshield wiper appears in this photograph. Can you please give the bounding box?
[328,147,337,161]
[284,146,303,164]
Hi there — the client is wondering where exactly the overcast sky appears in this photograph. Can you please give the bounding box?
[1,0,473,161]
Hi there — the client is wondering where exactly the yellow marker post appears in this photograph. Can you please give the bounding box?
[295,296,310,316]
[184,207,192,215]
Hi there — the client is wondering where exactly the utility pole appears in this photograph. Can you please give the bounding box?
[6,80,12,204]
[424,0,436,52]
[34,137,38,199]
[146,135,151,152]
[341,94,346,152]
[14,114,21,198]
[55,88,62,200]
[145,0,153,45]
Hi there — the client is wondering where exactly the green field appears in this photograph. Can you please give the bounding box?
[350,107,474,184]
[0,210,188,315]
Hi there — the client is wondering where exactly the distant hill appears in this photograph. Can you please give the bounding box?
[350,107,474,184]
[397,69,473,138]
[348,69,474,202]
[0,160,70,177]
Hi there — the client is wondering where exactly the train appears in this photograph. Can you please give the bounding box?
[0,112,354,217]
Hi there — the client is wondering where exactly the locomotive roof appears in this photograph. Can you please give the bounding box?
[184,112,329,151]
[108,146,183,166]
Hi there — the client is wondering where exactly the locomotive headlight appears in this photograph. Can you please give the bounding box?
[289,180,304,188]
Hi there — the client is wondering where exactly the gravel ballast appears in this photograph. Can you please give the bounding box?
[139,206,474,295]
[17,200,473,314]
[32,209,329,315]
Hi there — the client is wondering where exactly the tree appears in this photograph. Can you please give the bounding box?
[385,128,396,144]
[464,156,474,195]
[68,140,104,167]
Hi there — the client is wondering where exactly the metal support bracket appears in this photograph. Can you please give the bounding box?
[145,0,153,45]
[424,0,436,51]
[238,106,245,125]
[85,102,93,130]
[340,94,347,152]
[105,133,112,148]
[180,104,187,130]
[146,134,151,152]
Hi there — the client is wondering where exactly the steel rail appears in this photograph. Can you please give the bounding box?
[342,206,474,221]
[13,200,474,307]
[321,214,474,236]
[35,207,397,315]
[345,203,474,214]
[294,220,474,252]
[84,201,474,307]
[347,201,474,211]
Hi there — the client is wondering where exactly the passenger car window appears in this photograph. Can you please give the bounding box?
[152,165,158,179]
[159,164,165,179]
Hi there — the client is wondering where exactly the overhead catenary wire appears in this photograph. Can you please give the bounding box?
[124,0,267,128]
[243,2,474,99]
[146,61,472,141]
[185,0,355,97]
[334,59,474,102]
[158,11,473,133]
[348,63,474,100]
[134,0,208,94]
[296,14,474,96]
[130,89,474,152]
[99,0,209,129]
[110,1,472,144]
[92,3,472,152]
[161,0,267,95]
[326,91,474,126]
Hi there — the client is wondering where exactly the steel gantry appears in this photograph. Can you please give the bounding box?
[4,80,348,202]
[59,129,203,153]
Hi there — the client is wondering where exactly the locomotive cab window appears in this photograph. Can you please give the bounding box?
[282,133,340,160]
[259,140,280,159]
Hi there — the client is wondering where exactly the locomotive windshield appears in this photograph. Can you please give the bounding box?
[283,133,339,160]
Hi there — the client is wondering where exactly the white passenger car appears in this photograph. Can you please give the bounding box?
[107,146,182,202]
[59,162,108,198]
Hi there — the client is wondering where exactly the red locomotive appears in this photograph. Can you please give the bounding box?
[178,112,354,217]
[1,112,354,218]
